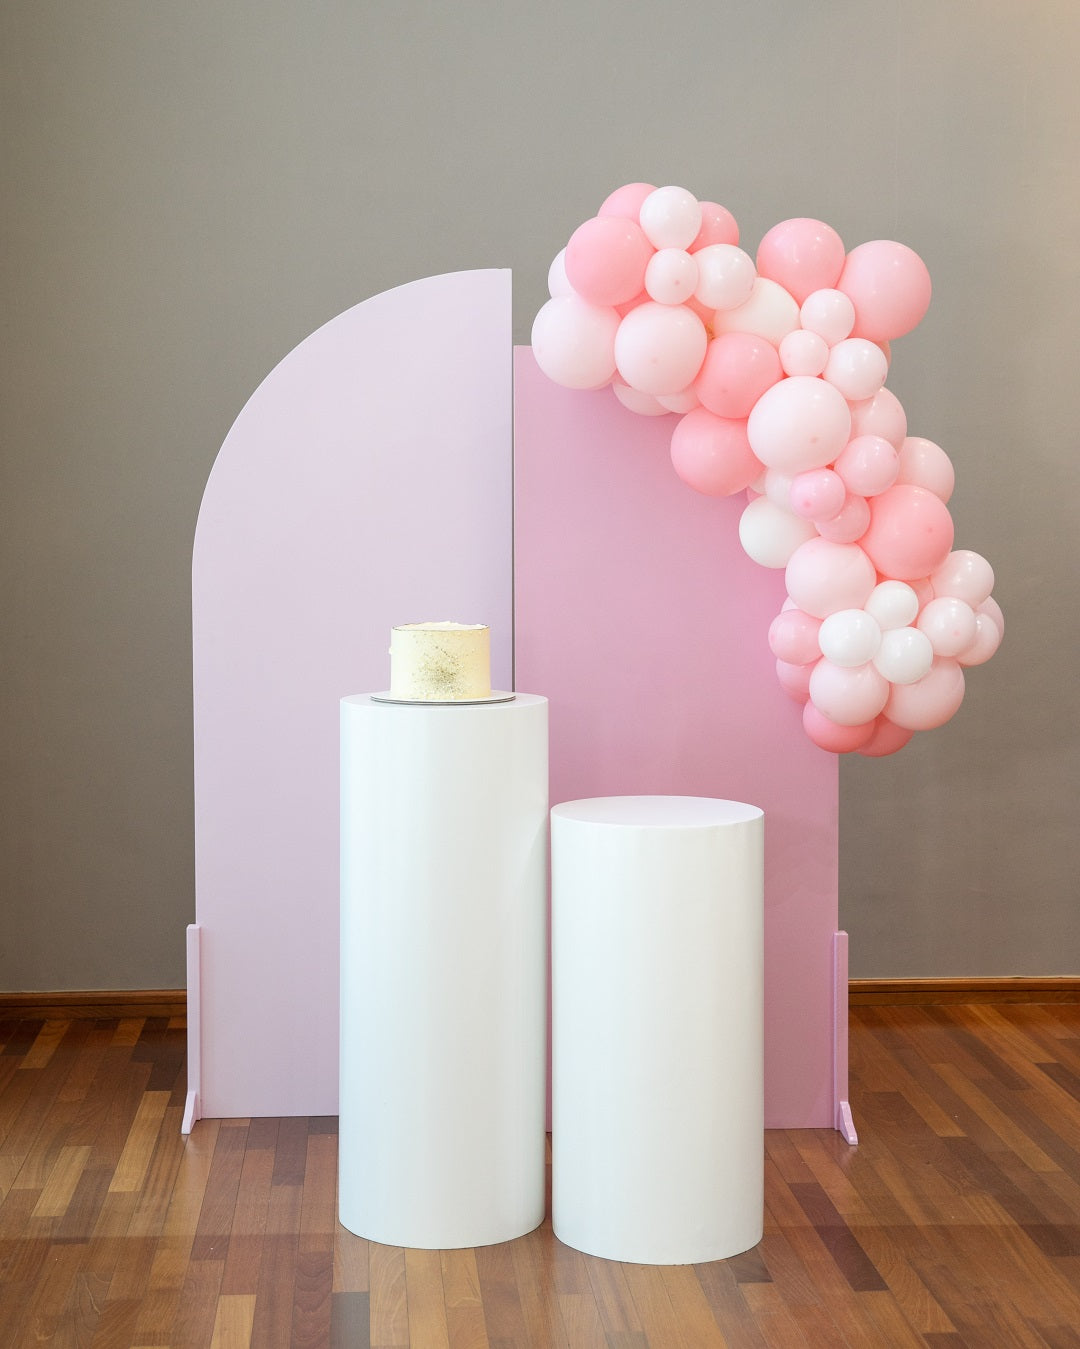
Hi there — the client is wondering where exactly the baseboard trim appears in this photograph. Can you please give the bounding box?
[849,977,1080,1006]
[0,989,187,1021]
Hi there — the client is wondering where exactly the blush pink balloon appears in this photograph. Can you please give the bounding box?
[598,182,656,219]
[670,409,763,496]
[837,240,932,341]
[848,387,908,448]
[768,607,823,665]
[785,537,878,618]
[756,218,846,305]
[690,201,740,250]
[694,331,782,419]
[857,716,914,757]
[564,216,654,307]
[776,657,814,703]
[789,468,847,521]
[834,435,900,497]
[802,703,876,753]
[931,549,995,605]
[896,436,955,502]
[814,492,871,543]
[916,596,978,658]
[746,375,852,474]
[885,657,966,730]
[978,595,1005,636]
[957,611,1003,666]
[808,659,890,725]
[860,484,955,580]
[614,302,708,395]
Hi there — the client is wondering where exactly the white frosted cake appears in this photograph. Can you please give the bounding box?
[389,622,491,701]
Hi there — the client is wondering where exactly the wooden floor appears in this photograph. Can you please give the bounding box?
[4,1006,1080,1347]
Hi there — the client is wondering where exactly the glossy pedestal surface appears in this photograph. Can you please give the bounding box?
[551,795,765,1265]
[339,693,548,1248]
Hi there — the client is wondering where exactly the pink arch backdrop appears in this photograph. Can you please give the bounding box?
[189,269,851,1137]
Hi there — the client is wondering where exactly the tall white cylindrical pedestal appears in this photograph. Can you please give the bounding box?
[551,795,764,1265]
[339,693,548,1249]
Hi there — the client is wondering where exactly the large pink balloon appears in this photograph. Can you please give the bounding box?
[746,375,852,474]
[785,537,877,618]
[885,658,966,730]
[670,409,762,497]
[614,302,708,395]
[837,240,932,341]
[565,216,654,307]
[756,218,846,305]
[857,716,915,757]
[860,484,955,580]
[802,703,876,753]
[694,332,782,419]
[598,182,656,220]
[768,607,822,665]
[808,659,890,725]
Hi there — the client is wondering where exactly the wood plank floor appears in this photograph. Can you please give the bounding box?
[3,1005,1080,1346]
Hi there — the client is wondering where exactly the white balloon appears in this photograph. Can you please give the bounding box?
[531,295,619,390]
[931,549,995,606]
[779,329,829,377]
[656,387,700,413]
[864,580,920,630]
[548,247,573,298]
[873,626,934,684]
[799,288,856,345]
[738,496,817,569]
[712,277,800,344]
[612,382,669,416]
[822,338,888,402]
[818,609,882,667]
[639,185,702,250]
[763,469,795,508]
[644,248,699,305]
[957,611,1003,666]
[693,244,756,311]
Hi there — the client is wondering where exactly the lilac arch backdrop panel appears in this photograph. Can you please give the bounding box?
[191,270,512,1121]
[513,347,841,1130]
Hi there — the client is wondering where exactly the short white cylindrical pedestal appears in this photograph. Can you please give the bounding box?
[551,795,764,1265]
[339,693,548,1249]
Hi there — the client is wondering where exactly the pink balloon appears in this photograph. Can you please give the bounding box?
[531,295,620,390]
[978,595,1005,636]
[746,376,852,474]
[957,611,1003,666]
[776,658,814,703]
[848,387,908,448]
[785,537,877,618]
[808,659,890,725]
[768,607,822,665]
[690,201,740,250]
[802,702,876,753]
[614,302,708,395]
[896,436,955,502]
[789,468,846,521]
[833,435,899,497]
[799,289,856,345]
[931,549,995,605]
[837,240,932,341]
[670,409,763,497]
[598,182,656,220]
[885,658,966,730]
[822,338,888,402]
[756,218,846,305]
[565,216,654,308]
[778,329,829,377]
[857,716,914,757]
[860,484,955,581]
[694,332,782,419]
[814,492,871,543]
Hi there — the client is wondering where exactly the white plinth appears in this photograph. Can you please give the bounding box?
[551,795,765,1265]
[339,693,548,1248]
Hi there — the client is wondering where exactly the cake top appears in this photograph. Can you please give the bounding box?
[393,621,486,632]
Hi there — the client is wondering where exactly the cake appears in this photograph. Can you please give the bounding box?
[388,622,491,701]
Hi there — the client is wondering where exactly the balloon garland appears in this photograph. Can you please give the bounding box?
[532,183,1003,757]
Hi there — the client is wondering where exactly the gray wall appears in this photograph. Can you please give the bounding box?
[2,1,1076,988]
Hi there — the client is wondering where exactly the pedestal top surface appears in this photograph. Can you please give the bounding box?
[552,795,763,829]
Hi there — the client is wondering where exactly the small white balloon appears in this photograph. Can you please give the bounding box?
[738,496,817,569]
[779,328,829,377]
[531,295,619,390]
[763,469,795,508]
[873,626,934,684]
[547,247,573,298]
[612,382,670,416]
[693,244,757,311]
[864,579,920,630]
[656,387,701,413]
[823,338,889,402]
[930,549,995,606]
[644,248,699,305]
[639,185,703,250]
[818,609,882,667]
[957,611,1003,666]
[799,288,856,345]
